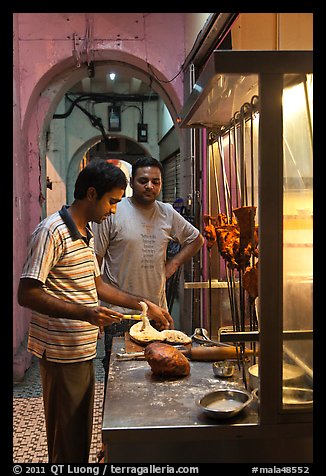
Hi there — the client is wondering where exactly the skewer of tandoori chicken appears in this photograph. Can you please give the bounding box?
[203,206,258,271]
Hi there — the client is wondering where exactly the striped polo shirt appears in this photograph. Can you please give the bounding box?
[21,206,101,363]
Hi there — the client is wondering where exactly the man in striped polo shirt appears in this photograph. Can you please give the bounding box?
[18,159,173,464]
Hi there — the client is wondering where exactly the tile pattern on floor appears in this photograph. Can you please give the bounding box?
[13,340,105,463]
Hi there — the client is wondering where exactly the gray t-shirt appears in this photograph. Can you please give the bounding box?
[92,197,200,313]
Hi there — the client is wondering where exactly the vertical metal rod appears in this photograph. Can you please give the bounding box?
[232,118,241,207]
[225,264,235,331]
[240,105,251,206]
[241,344,248,389]
[208,249,212,338]
[210,139,221,214]
[230,267,240,332]
[239,269,246,331]
[217,135,231,220]
[228,128,233,211]
[202,130,208,331]
[239,110,245,206]
[249,107,256,355]
[188,62,196,329]
[250,106,255,208]
[208,137,220,338]
[225,264,241,372]
[220,132,233,222]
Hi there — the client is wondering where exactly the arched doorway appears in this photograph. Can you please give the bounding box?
[48,134,151,214]
[38,58,179,217]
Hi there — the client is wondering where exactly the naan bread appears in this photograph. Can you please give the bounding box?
[129,301,191,345]
[129,320,165,343]
[129,301,165,344]
[160,329,192,345]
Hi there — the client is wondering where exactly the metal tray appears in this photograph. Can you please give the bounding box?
[197,388,253,420]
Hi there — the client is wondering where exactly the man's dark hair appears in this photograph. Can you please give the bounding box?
[132,156,163,178]
[74,159,127,200]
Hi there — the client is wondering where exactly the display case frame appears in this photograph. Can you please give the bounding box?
[179,50,313,426]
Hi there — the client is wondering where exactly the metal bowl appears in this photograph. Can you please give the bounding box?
[248,363,305,390]
[212,360,235,378]
[251,387,313,409]
[283,387,313,408]
[197,388,253,420]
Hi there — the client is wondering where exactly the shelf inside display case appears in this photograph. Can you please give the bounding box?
[179,50,312,129]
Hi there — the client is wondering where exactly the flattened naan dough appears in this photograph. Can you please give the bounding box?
[160,329,192,344]
[129,320,165,343]
[129,301,165,343]
[129,301,191,345]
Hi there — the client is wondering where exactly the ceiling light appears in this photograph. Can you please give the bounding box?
[109,72,116,81]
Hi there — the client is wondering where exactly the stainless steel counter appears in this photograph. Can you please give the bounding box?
[102,338,312,463]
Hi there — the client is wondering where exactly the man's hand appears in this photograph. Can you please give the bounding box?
[165,234,204,280]
[83,306,124,333]
[145,301,174,330]
[165,258,180,280]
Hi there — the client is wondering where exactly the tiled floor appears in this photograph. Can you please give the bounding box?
[13,339,105,463]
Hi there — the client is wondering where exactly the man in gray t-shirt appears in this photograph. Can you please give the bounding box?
[92,157,204,377]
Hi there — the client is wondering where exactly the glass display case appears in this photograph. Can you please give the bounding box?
[179,51,313,430]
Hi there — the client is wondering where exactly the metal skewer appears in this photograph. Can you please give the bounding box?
[217,135,231,221]
[207,136,220,338]
[232,112,241,208]
[210,136,221,214]
[121,314,143,320]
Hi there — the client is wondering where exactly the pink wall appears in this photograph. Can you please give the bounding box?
[13,14,33,377]
[18,13,184,127]
[13,13,186,379]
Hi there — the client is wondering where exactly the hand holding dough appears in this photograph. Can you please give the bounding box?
[129,301,165,343]
[130,301,191,345]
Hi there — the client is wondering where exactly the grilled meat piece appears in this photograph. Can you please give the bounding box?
[233,206,258,269]
[203,223,217,249]
[243,262,259,299]
[253,226,259,257]
[203,214,220,249]
[216,224,240,267]
[204,206,259,270]
[233,206,256,239]
[203,215,216,250]
[216,213,229,226]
